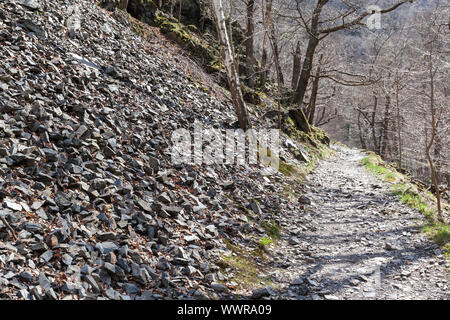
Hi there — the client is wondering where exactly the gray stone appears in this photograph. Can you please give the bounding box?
[40,250,53,262]
[62,253,73,266]
[251,286,273,299]
[122,283,141,295]
[4,200,22,211]
[96,242,118,255]
[19,0,41,10]
[211,282,229,293]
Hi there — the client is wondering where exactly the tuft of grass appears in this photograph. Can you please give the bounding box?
[261,220,281,240]
[259,237,273,246]
[361,154,401,181]
[219,239,276,290]
[400,192,435,218]
[423,223,450,247]
[306,160,315,171]
[319,148,335,159]
[361,153,449,256]
[278,159,300,176]
[390,183,435,219]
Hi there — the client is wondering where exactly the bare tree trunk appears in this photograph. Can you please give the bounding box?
[226,1,238,75]
[246,0,256,88]
[395,83,403,170]
[178,0,183,21]
[291,41,302,91]
[260,0,273,88]
[292,0,327,105]
[434,127,442,181]
[119,0,129,10]
[293,36,319,105]
[212,0,251,131]
[170,0,175,16]
[307,54,323,124]
[426,140,443,222]
[371,95,379,153]
[268,25,284,129]
[269,28,284,87]
[425,48,443,223]
[380,95,391,158]
[357,112,367,149]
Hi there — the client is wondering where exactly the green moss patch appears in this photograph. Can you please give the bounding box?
[155,12,219,66]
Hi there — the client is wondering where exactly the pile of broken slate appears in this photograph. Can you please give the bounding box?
[0,0,306,300]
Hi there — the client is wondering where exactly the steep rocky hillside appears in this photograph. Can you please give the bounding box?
[0,0,330,299]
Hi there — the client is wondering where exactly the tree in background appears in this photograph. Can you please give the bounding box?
[212,0,251,131]
[412,2,448,222]
[119,0,128,10]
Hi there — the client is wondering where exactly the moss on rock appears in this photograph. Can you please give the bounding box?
[155,11,220,67]
[240,85,262,105]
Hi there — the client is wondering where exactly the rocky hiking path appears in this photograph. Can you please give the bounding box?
[0,0,447,301]
[255,146,449,300]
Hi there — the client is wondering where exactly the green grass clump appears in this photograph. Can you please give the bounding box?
[260,220,281,240]
[219,239,276,290]
[361,154,401,182]
[361,153,449,257]
[278,159,299,176]
[390,183,435,219]
[400,192,435,218]
[423,223,450,247]
[259,237,273,246]
[306,160,315,171]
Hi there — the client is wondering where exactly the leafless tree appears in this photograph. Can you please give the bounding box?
[290,0,411,107]
[212,0,251,130]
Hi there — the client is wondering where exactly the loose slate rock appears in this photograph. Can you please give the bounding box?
[96,242,118,255]
[19,0,41,10]
[251,286,274,299]
[210,282,229,293]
